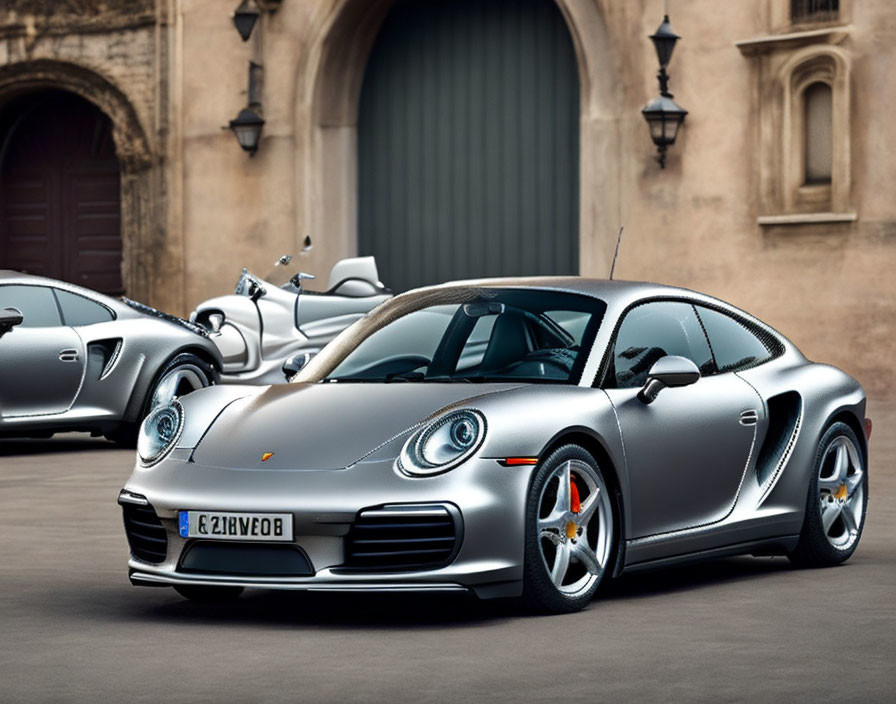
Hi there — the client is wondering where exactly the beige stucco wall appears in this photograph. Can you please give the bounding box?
[1,0,894,396]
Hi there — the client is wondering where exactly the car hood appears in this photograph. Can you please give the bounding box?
[190,382,525,470]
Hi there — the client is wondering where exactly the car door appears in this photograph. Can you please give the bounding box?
[602,301,761,538]
[0,284,85,417]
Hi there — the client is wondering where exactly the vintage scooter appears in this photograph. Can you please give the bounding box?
[190,255,391,384]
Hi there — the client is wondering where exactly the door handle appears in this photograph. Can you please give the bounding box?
[58,349,79,362]
[739,409,759,426]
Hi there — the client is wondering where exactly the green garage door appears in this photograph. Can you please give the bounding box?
[358,0,579,293]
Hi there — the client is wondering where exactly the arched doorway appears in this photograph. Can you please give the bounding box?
[356,0,579,292]
[0,90,123,294]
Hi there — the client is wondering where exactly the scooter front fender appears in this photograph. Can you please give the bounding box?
[191,295,261,373]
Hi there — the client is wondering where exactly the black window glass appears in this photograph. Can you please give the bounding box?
[54,289,114,326]
[319,289,605,385]
[0,285,61,328]
[610,301,713,388]
[695,306,772,373]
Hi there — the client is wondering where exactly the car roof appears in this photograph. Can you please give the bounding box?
[0,270,130,314]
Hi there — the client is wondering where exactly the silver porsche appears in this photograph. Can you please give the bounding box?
[0,271,222,443]
[119,278,870,612]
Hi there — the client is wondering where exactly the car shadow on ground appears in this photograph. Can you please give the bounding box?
[84,556,795,629]
[0,435,121,456]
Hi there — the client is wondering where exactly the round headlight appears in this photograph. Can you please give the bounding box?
[400,410,485,476]
[137,402,184,466]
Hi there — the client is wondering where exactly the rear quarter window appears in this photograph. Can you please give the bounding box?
[54,289,114,326]
[695,306,774,373]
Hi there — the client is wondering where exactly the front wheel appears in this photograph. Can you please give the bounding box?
[522,445,616,613]
[789,422,868,567]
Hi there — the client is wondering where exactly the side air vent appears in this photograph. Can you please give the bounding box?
[341,504,461,571]
[755,391,802,485]
[87,339,122,380]
[121,501,169,564]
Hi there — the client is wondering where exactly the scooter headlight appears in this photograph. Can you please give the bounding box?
[399,410,485,476]
[137,402,184,466]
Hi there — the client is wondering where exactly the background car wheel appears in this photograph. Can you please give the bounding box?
[173,585,244,602]
[106,353,215,446]
[522,444,615,613]
[789,421,868,567]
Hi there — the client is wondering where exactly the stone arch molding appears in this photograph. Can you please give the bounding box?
[0,59,157,300]
[0,59,152,171]
[298,0,622,280]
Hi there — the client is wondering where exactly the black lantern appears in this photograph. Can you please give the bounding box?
[233,0,260,42]
[642,14,686,168]
[650,15,680,69]
[229,107,265,155]
[641,96,688,168]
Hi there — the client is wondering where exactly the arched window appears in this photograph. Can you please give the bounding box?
[804,81,832,184]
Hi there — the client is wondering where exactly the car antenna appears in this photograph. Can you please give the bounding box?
[609,226,624,280]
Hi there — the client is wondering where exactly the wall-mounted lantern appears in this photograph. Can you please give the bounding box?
[229,62,265,155]
[232,0,260,42]
[641,15,688,168]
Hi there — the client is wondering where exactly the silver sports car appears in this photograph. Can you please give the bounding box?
[119,278,869,612]
[0,271,222,443]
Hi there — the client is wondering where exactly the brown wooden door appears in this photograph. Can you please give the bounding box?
[0,91,123,294]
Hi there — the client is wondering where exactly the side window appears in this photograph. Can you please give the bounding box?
[610,301,713,389]
[54,289,114,326]
[695,306,773,373]
[0,285,62,328]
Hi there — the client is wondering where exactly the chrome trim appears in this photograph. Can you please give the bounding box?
[129,570,468,593]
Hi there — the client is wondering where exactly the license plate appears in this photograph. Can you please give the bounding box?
[179,511,293,542]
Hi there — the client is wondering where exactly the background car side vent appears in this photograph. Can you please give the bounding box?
[755,391,802,486]
[86,339,122,380]
[341,504,460,571]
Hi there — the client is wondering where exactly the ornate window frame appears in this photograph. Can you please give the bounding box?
[736,5,855,226]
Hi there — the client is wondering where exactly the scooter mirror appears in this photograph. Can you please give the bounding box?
[283,351,314,381]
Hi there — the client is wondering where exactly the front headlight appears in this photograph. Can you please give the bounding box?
[137,402,184,466]
[399,409,485,476]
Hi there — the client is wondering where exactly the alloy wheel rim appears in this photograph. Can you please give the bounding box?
[150,366,207,411]
[818,435,864,550]
[537,459,612,597]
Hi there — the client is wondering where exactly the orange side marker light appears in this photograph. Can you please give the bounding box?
[261,452,274,462]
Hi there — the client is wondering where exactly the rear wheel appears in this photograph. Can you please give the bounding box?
[789,422,867,567]
[522,445,615,613]
[106,353,215,446]
[174,584,244,602]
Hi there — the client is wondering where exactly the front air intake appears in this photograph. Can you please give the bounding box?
[342,504,460,571]
[121,502,168,564]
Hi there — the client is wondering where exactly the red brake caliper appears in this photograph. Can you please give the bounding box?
[570,477,581,513]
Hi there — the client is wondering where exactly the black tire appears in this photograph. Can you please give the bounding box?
[174,584,244,602]
[788,421,868,567]
[106,352,215,447]
[521,444,616,613]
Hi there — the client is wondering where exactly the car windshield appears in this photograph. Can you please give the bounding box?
[298,288,605,385]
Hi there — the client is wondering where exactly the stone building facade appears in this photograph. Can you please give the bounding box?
[0,0,894,396]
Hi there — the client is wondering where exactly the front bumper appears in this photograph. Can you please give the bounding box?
[120,452,534,600]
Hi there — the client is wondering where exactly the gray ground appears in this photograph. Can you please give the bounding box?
[1,401,894,704]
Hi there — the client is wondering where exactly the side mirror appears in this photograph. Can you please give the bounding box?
[637,355,700,404]
[0,307,23,338]
[282,351,314,381]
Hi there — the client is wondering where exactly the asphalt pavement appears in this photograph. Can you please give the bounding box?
[1,400,894,703]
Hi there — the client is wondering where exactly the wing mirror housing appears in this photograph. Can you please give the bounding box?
[282,351,314,381]
[637,355,700,404]
[0,307,23,338]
